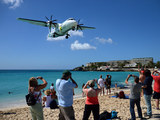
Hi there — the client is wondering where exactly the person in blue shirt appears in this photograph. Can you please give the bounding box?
[56,70,78,120]
[142,69,153,117]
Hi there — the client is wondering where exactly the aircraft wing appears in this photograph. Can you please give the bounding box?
[77,26,95,30]
[17,18,58,28]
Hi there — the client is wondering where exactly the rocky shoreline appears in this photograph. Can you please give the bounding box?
[71,66,155,72]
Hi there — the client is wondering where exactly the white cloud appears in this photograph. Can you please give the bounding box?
[71,40,97,50]
[47,30,83,41]
[95,37,115,44]
[68,30,83,37]
[47,35,66,41]
[2,0,23,9]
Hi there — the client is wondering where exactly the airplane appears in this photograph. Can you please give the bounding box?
[17,15,95,39]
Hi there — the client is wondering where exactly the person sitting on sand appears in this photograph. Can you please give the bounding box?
[98,75,105,96]
[42,89,57,107]
[28,76,47,120]
[82,79,102,120]
[125,74,142,120]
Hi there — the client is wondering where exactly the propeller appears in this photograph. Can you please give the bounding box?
[45,15,57,32]
[76,19,84,31]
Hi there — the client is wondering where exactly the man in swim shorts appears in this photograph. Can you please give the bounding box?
[105,74,112,95]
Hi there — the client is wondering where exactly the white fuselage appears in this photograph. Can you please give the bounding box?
[49,18,77,37]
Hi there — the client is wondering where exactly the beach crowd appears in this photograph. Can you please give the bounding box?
[23,68,160,120]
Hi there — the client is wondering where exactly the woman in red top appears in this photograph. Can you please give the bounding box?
[152,70,160,110]
[82,79,102,120]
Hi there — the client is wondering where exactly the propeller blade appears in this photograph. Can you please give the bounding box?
[76,19,83,31]
[78,19,80,24]
[45,16,49,21]
[50,15,53,21]
[52,19,57,22]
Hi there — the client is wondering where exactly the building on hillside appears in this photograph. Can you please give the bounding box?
[131,57,153,66]
[124,62,137,67]
[85,57,153,68]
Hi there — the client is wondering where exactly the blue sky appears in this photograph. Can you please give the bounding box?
[0,0,160,69]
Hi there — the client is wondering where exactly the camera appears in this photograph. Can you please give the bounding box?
[130,74,132,76]
[36,77,38,79]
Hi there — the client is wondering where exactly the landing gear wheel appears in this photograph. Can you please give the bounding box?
[66,36,68,39]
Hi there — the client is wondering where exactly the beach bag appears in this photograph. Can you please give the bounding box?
[50,99,59,109]
[119,91,125,98]
[111,111,118,118]
[25,87,40,106]
[99,110,111,120]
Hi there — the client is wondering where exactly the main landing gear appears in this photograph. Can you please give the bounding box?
[66,34,70,39]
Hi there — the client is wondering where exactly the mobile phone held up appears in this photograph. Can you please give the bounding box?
[130,74,132,76]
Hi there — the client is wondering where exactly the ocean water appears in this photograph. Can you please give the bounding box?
[0,70,139,110]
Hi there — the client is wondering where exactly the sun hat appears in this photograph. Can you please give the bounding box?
[63,70,71,76]
[44,89,51,96]
[88,80,95,87]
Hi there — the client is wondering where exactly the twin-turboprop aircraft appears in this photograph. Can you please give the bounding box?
[17,15,95,39]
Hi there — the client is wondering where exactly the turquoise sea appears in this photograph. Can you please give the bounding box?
[0,70,139,110]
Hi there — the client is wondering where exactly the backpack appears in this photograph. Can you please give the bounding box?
[119,91,125,98]
[49,99,59,109]
[25,87,40,106]
[99,110,111,120]
[111,111,118,118]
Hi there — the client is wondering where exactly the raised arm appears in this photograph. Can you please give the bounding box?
[36,77,48,91]
[108,75,112,79]
[95,79,102,94]
[83,81,89,94]
[70,75,78,88]
[125,74,131,85]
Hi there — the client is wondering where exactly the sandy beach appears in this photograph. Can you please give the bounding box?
[0,88,160,120]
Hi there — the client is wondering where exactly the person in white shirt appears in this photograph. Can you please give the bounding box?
[98,75,105,96]
[50,83,55,92]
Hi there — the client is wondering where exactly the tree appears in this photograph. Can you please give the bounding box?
[136,63,142,68]
[117,61,121,67]
[147,61,155,68]
[155,61,160,68]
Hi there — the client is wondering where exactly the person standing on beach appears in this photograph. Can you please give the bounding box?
[28,76,48,120]
[50,83,55,92]
[98,75,105,96]
[142,69,153,117]
[151,70,160,110]
[82,83,86,97]
[125,74,142,120]
[56,70,78,120]
[82,79,102,120]
[105,74,112,95]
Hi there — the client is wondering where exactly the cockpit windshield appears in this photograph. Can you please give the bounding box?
[67,18,75,21]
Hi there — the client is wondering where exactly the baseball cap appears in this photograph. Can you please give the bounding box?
[63,70,71,76]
